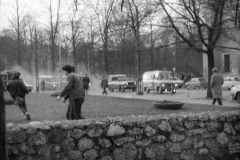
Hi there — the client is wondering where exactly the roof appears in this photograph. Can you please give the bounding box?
[108,74,126,77]
[143,70,172,74]
[38,75,54,78]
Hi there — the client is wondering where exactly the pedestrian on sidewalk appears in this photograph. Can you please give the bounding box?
[7,71,31,120]
[101,75,108,95]
[210,67,224,105]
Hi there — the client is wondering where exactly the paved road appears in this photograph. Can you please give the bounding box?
[88,88,240,108]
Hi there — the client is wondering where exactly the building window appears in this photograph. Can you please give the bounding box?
[224,54,230,72]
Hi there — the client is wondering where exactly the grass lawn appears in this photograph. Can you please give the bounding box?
[5,92,240,125]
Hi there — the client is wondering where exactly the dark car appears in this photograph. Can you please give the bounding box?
[185,77,207,89]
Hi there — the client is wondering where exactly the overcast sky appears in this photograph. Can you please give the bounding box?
[0,0,92,31]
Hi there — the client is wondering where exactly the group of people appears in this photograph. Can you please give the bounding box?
[5,65,223,121]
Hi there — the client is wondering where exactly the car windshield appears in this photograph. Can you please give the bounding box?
[159,73,171,80]
[118,76,128,81]
[198,78,206,82]
[170,77,179,80]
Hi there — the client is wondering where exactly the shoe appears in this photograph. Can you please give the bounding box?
[26,114,31,121]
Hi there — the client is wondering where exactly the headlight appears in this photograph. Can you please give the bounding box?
[125,82,128,85]
[54,84,56,87]
[162,84,165,87]
[89,83,91,86]
[134,82,136,84]
[175,84,177,87]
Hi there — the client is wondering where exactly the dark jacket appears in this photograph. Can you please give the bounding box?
[60,73,85,100]
[101,78,108,88]
[83,76,90,84]
[7,79,28,99]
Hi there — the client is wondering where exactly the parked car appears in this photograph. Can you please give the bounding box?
[185,77,207,89]
[24,81,33,92]
[222,76,240,90]
[171,77,184,88]
[108,74,136,92]
[231,84,240,103]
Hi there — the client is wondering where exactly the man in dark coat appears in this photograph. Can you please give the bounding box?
[210,67,224,105]
[101,75,108,95]
[7,72,31,120]
[83,74,90,95]
[57,64,85,119]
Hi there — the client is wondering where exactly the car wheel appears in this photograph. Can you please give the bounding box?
[109,87,114,92]
[236,93,240,103]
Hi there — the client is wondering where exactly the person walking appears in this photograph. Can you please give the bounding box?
[7,72,31,120]
[57,64,85,119]
[101,75,108,95]
[83,74,90,95]
[210,67,224,105]
[40,79,45,91]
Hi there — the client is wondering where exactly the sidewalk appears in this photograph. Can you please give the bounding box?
[88,88,240,108]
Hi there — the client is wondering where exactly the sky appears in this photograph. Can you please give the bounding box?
[0,0,42,30]
[0,0,84,32]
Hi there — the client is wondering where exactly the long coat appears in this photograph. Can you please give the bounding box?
[210,73,224,98]
[101,78,108,88]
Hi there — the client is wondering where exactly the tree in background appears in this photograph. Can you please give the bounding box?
[159,0,238,98]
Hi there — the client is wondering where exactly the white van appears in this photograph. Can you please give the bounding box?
[142,70,178,94]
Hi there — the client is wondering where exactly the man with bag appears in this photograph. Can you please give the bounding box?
[7,71,31,120]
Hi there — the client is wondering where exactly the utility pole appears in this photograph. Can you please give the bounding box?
[59,31,62,91]
[35,27,39,92]
[135,6,143,95]
[150,20,154,70]
[88,50,90,74]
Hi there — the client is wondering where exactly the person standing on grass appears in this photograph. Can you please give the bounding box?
[83,73,90,95]
[210,67,224,105]
[62,65,76,120]
[6,72,31,120]
[57,64,85,119]
[101,75,108,95]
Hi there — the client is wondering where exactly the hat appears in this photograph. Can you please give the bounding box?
[212,67,218,72]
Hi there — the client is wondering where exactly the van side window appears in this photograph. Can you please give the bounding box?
[160,74,164,80]
[112,77,118,81]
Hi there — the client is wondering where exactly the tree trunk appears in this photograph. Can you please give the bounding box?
[207,48,214,98]
[51,42,56,73]
[0,77,6,160]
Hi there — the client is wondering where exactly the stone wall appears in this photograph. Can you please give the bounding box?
[6,110,240,160]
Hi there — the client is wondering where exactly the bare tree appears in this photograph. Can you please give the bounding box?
[92,0,115,75]
[21,14,35,73]
[67,0,86,71]
[45,0,63,72]
[159,0,238,98]
[8,0,26,66]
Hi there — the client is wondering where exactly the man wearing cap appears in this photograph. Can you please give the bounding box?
[210,67,224,105]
